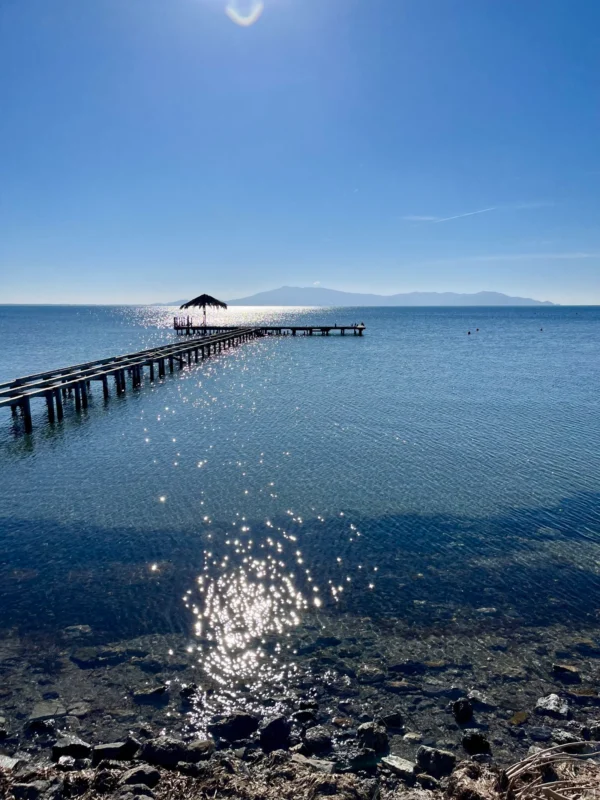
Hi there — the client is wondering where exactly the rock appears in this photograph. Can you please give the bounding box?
[589,724,600,741]
[332,716,354,729]
[67,702,91,718]
[304,726,333,754]
[52,734,92,760]
[403,732,423,744]
[416,745,456,778]
[209,712,259,741]
[462,731,491,755]
[346,747,378,772]
[133,686,169,704]
[92,737,141,765]
[57,756,76,771]
[93,769,120,793]
[27,718,56,735]
[70,646,128,669]
[357,665,386,683]
[179,684,199,700]
[63,625,93,641]
[452,698,473,724]
[291,753,335,774]
[259,716,291,752]
[298,699,319,710]
[12,782,52,800]
[467,690,496,710]
[29,701,67,721]
[381,710,404,729]
[380,755,416,781]
[535,694,570,719]
[293,710,317,724]
[509,711,529,726]
[357,721,388,753]
[416,773,440,790]
[384,680,421,694]
[553,664,581,683]
[119,787,155,800]
[120,766,161,788]
[0,754,19,770]
[388,660,427,675]
[530,726,552,742]
[141,736,214,767]
[552,729,582,746]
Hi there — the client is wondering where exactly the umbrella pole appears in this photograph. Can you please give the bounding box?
[203,308,206,327]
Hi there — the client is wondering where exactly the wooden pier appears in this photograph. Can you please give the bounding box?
[174,317,366,337]
[1,321,364,435]
[0,327,259,434]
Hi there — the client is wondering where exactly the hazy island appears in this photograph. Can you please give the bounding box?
[160,287,555,307]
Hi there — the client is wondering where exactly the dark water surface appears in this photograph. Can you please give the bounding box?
[1,305,600,737]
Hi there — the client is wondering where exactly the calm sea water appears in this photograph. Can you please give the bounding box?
[1,305,600,663]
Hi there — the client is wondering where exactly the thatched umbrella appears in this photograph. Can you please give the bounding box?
[179,294,228,327]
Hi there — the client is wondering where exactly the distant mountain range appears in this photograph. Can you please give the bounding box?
[227,286,554,306]
[159,286,554,307]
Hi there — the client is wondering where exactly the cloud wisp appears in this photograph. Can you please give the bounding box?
[402,201,553,224]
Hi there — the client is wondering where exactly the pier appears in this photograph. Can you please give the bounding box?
[0,327,259,434]
[174,317,366,336]
[1,321,365,435]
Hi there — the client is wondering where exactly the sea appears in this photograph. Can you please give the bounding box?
[1,304,600,752]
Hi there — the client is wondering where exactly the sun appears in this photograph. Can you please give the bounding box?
[224,0,265,27]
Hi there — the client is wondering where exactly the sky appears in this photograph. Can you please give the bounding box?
[1,0,599,304]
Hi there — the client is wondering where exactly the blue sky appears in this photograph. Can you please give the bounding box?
[1,0,599,304]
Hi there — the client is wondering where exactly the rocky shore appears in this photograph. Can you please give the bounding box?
[2,615,600,800]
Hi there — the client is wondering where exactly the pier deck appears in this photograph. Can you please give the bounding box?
[2,321,365,435]
[174,318,366,337]
[0,327,259,434]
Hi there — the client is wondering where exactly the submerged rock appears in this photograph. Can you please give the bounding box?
[552,664,581,683]
[133,686,169,704]
[535,694,570,719]
[29,700,66,722]
[416,745,456,778]
[452,698,473,724]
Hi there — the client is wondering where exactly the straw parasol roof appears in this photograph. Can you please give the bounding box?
[179,294,228,311]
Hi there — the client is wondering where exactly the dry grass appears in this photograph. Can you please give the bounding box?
[505,743,600,800]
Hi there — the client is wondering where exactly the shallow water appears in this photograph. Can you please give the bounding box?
[1,304,600,735]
